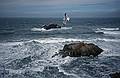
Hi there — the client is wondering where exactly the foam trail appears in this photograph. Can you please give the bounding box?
[97,28,119,31]
[30,66,44,72]
[101,54,120,56]
[58,66,80,78]
[6,69,25,74]
[28,38,90,43]
[60,27,72,30]
[96,27,120,35]
[31,27,72,32]
[93,38,120,42]
[95,30,120,35]
[31,28,46,31]
[0,42,24,46]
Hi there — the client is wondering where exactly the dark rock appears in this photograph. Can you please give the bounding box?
[43,23,61,30]
[96,31,104,34]
[109,72,120,78]
[52,42,103,58]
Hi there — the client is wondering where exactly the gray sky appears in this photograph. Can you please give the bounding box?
[0,0,119,17]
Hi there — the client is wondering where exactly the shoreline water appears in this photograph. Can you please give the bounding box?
[0,18,120,78]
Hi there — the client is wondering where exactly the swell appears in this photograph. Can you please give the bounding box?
[95,27,120,35]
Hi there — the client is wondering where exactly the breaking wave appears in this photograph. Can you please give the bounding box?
[93,38,120,42]
[0,37,120,78]
[95,30,120,35]
[31,27,72,32]
[28,38,90,44]
[95,27,120,35]
[97,28,119,31]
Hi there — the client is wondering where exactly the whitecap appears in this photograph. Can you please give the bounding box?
[60,27,72,30]
[6,69,25,74]
[95,30,120,35]
[93,38,120,42]
[30,66,44,72]
[95,27,120,35]
[58,66,80,78]
[0,41,24,46]
[31,27,72,32]
[28,38,90,43]
[97,28,119,31]
[31,28,46,31]
[101,53,120,56]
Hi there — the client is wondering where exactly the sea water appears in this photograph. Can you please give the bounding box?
[0,18,120,78]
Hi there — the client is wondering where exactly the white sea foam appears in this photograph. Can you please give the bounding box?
[31,28,46,31]
[28,38,90,43]
[31,27,72,32]
[0,41,24,46]
[96,27,120,35]
[101,53,120,56]
[93,38,120,42]
[60,27,72,30]
[95,30,120,35]
[30,66,44,72]
[0,37,119,47]
[97,28,119,31]
[58,66,80,78]
[7,69,25,74]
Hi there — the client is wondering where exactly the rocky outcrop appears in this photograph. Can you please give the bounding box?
[109,72,120,78]
[52,42,103,58]
[43,23,61,30]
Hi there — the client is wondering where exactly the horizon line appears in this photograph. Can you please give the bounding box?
[0,16,120,19]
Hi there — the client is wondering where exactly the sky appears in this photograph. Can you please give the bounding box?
[0,0,120,18]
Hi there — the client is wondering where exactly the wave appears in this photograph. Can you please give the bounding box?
[31,37,120,43]
[95,27,120,35]
[0,31,15,35]
[6,69,25,74]
[93,38,120,42]
[60,27,72,30]
[58,66,80,78]
[31,27,72,32]
[0,38,89,46]
[1,37,120,78]
[31,28,46,31]
[1,37,120,47]
[101,53,120,56]
[28,38,90,44]
[95,30,120,35]
[0,41,24,46]
[97,28,119,31]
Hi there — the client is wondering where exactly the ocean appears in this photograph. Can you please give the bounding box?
[0,18,120,78]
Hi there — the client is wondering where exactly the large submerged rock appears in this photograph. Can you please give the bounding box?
[52,42,103,58]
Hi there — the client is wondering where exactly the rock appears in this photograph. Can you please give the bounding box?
[52,42,103,58]
[109,72,120,78]
[43,23,61,30]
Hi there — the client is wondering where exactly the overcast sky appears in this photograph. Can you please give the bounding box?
[0,0,119,18]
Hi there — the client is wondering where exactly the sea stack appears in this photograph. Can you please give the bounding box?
[56,42,103,57]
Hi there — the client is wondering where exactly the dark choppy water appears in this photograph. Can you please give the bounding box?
[0,18,120,78]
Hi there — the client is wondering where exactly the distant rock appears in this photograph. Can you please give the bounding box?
[95,31,104,34]
[109,72,120,78]
[52,42,103,58]
[43,23,61,30]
